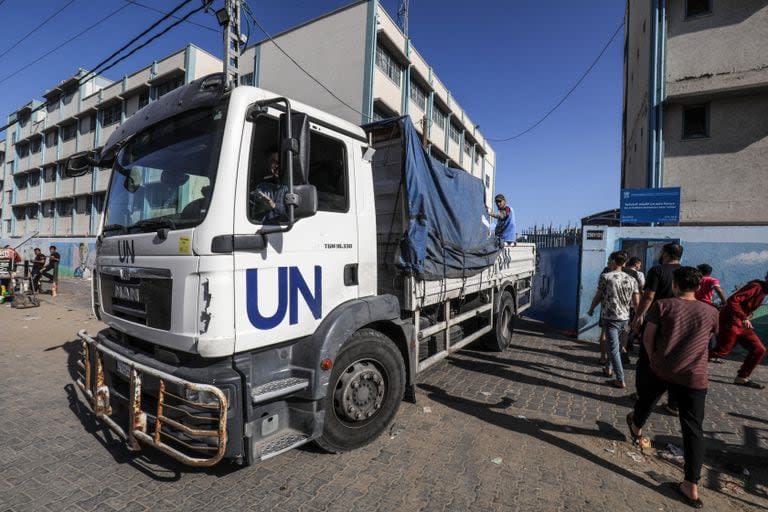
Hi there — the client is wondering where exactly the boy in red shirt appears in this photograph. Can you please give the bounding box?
[694,264,726,306]
[709,271,768,389]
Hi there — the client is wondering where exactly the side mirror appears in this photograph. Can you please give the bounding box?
[279,112,310,185]
[289,184,317,219]
[65,151,95,177]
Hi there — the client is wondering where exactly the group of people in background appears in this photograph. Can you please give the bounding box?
[589,242,767,508]
[31,246,60,292]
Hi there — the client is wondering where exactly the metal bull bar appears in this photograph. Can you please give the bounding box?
[75,330,228,467]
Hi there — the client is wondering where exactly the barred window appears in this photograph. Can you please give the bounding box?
[102,104,122,127]
[449,123,461,144]
[156,76,183,98]
[409,80,427,111]
[61,123,77,141]
[375,45,402,87]
[431,106,446,129]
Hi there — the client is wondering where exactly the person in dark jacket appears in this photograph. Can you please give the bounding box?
[709,272,768,389]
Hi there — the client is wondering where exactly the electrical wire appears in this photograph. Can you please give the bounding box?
[87,2,210,81]
[80,0,196,83]
[123,0,219,33]
[0,3,130,89]
[241,1,371,120]
[0,2,203,135]
[0,0,76,61]
[487,21,624,142]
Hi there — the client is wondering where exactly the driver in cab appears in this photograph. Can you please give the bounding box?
[251,145,289,223]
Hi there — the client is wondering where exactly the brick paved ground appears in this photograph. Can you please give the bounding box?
[1,279,766,511]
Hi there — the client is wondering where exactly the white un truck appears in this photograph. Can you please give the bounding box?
[67,74,535,467]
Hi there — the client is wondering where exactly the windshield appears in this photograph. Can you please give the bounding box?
[102,103,227,236]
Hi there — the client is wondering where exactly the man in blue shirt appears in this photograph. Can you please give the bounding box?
[487,193,516,244]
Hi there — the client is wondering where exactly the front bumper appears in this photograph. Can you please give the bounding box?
[75,330,229,467]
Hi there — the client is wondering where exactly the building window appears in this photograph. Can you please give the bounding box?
[42,201,55,218]
[682,104,709,139]
[155,76,183,98]
[485,175,490,188]
[57,199,73,216]
[372,107,391,122]
[102,104,122,127]
[431,106,446,129]
[409,80,427,111]
[43,167,56,183]
[27,204,38,220]
[240,74,254,86]
[93,193,105,213]
[62,89,76,106]
[449,123,461,144]
[464,140,472,157]
[138,90,150,109]
[16,144,29,159]
[61,123,77,142]
[375,45,402,87]
[685,0,711,19]
[30,139,41,154]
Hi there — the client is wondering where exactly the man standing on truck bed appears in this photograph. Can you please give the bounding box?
[487,193,516,244]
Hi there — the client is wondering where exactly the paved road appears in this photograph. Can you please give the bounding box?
[1,279,766,511]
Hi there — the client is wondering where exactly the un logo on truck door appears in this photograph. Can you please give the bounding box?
[246,266,322,330]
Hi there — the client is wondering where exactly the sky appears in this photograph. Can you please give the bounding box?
[0,0,626,230]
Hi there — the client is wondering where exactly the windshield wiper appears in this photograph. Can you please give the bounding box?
[103,223,127,235]
[128,217,177,234]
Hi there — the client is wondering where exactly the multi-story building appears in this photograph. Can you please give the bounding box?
[239,0,496,202]
[1,1,496,272]
[622,0,768,224]
[0,44,221,244]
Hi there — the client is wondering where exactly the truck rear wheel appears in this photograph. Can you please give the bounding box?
[316,328,405,453]
[485,290,515,352]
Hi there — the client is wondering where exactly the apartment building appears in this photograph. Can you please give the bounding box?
[622,0,768,224]
[1,0,496,260]
[0,44,221,241]
[239,0,496,203]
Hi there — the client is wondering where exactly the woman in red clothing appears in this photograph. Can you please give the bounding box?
[709,271,768,389]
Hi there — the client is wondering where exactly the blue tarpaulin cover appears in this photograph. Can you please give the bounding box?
[365,116,499,280]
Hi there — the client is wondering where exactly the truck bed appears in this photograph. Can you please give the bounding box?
[401,244,535,311]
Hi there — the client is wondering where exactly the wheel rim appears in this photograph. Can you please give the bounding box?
[500,305,513,342]
[333,359,387,426]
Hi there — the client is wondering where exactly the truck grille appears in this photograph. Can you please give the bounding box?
[99,267,172,330]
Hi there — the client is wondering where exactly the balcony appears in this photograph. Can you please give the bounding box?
[73,212,90,236]
[373,69,401,115]
[155,51,186,77]
[74,174,92,195]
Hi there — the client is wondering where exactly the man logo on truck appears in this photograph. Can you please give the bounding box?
[246,266,322,329]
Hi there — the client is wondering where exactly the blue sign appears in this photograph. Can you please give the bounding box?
[246,266,322,329]
[620,187,681,224]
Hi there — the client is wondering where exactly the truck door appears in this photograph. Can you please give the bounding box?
[232,113,360,352]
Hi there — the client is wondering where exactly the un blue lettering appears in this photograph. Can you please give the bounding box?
[246,266,322,330]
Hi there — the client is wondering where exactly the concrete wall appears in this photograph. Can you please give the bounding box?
[578,225,768,342]
[0,237,95,278]
[245,1,369,124]
[663,93,768,223]
[666,0,768,99]
[622,0,652,189]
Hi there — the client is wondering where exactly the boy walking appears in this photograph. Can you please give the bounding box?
[588,251,639,388]
[627,267,719,508]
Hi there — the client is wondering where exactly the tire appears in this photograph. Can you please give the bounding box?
[316,328,405,453]
[485,290,515,351]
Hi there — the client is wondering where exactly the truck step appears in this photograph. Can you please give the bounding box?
[251,377,309,403]
[254,429,310,461]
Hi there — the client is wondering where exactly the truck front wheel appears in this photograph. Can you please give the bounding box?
[485,290,515,351]
[316,328,405,453]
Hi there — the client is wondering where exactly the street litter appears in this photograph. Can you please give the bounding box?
[480,391,492,397]
[422,406,432,414]
[626,451,644,463]
[24,315,41,321]
[743,468,750,477]
[666,443,683,457]
[389,423,405,439]
[491,457,503,465]
[516,415,527,420]
[604,441,617,454]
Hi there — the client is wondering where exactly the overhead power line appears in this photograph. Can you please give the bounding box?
[80,0,196,83]
[241,2,371,121]
[123,0,219,33]
[0,1,206,135]
[0,3,130,89]
[487,21,624,143]
[88,1,210,81]
[0,0,76,61]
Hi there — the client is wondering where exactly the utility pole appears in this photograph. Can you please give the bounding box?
[421,116,428,148]
[215,0,242,88]
[397,0,409,37]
